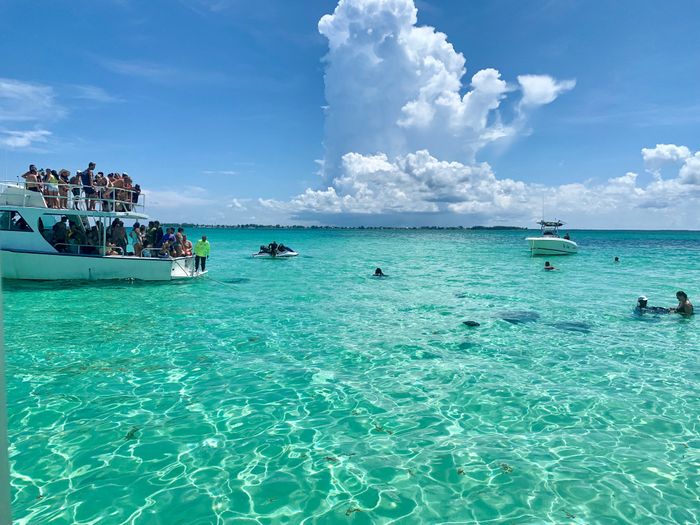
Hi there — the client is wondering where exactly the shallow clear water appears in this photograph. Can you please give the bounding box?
[4,229,700,524]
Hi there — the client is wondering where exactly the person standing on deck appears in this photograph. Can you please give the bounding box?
[80,162,97,211]
[194,235,210,273]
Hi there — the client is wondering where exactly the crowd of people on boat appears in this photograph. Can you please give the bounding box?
[130,222,195,258]
[47,217,198,258]
[21,163,141,212]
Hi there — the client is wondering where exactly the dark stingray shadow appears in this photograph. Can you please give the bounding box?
[499,310,540,324]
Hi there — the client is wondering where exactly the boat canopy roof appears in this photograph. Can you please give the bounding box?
[537,220,564,227]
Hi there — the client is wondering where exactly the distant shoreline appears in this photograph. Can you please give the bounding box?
[162,224,528,231]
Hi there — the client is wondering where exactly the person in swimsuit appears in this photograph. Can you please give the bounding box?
[21,165,41,192]
[671,291,694,315]
[45,169,60,208]
[130,222,144,256]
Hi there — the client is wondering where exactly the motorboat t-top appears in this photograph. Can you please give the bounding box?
[526,220,577,256]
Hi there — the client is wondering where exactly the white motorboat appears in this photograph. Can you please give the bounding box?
[0,181,201,280]
[526,220,577,256]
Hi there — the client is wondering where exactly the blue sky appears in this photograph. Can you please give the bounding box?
[2,0,700,227]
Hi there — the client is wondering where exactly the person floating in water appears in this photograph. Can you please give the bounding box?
[544,261,557,271]
[635,295,670,315]
[670,291,694,315]
[373,267,385,277]
[614,256,620,263]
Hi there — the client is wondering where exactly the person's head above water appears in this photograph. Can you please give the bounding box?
[638,295,648,308]
[614,256,620,262]
[677,291,688,302]
[374,267,385,276]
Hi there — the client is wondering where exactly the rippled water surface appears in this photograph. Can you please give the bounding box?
[4,229,700,524]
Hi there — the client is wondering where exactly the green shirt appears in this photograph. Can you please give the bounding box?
[194,240,210,257]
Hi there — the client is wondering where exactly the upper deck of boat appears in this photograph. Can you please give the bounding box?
[0,181,148,220]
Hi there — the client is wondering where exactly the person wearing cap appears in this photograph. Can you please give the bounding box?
[635,295,670,315]
[194,235,210,273]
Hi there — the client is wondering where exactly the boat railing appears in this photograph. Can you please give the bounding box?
[0,180,145,214]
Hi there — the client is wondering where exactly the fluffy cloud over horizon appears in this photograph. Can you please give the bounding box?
[247,0,700,229]
[316,0,574,180]
[255,145,700,228]
[257,0,588,225]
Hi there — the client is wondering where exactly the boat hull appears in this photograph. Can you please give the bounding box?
[0,249,199,281]
[526,237,578,256]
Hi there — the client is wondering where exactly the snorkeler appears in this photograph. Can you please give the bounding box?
[373,267,386,277]
[670,291,694,315]
[544,261,557,271]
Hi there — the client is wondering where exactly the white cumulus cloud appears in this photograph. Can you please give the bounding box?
[517,75,576,107]
[317,0,574,178]
[642,143,692,172]
[0,129,52,149]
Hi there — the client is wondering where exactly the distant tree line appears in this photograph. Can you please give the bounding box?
[162,223,527,230]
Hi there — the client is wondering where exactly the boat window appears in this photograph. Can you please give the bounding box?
[0,210,33,232]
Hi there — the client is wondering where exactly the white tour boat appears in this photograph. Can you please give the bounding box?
[0,181,200,281]
[526,220,578,256]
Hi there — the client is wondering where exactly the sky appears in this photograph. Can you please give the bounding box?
[1,0,700,228]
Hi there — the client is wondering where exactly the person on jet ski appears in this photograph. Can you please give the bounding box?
[269,241,278,256]
[278,243,288,253]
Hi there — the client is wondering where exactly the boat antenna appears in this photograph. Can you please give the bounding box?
[541,195,545,222]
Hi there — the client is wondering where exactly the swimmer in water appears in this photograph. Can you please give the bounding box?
[544,261,557,271]
[373,267,386,277]
[635,295,670,315]
[670,291,694,315]
[614,256,620,263]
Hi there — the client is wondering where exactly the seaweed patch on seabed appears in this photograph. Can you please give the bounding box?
[124,426,140,440]
[373,423,393,435]
[499,463,514,473]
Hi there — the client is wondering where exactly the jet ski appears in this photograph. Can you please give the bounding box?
[253,244,299,258]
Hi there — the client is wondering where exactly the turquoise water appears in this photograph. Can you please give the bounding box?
[4,229,700,524]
